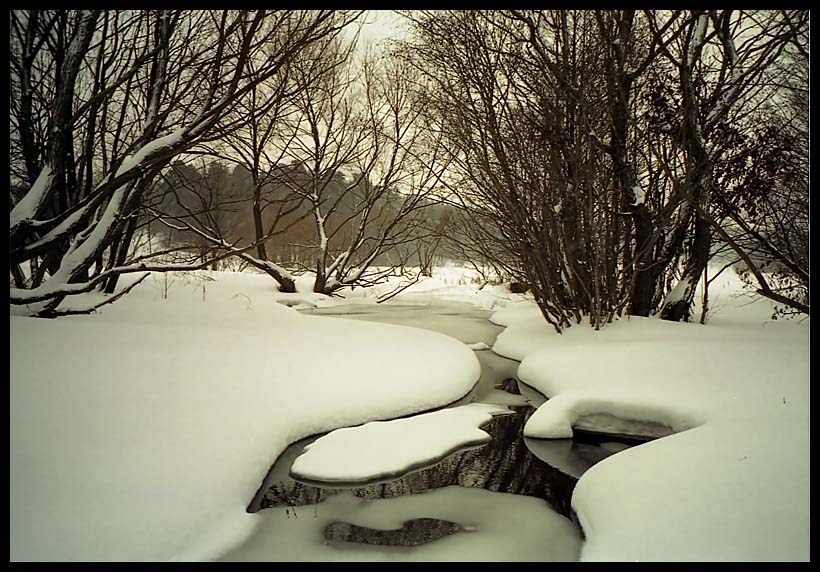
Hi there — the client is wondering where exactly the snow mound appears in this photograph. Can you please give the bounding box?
[290,404,510,486]
[10,270,482,562]
[490,301,556,361]
[496,268,809,561]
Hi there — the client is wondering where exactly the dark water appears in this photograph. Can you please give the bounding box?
[247,395,638,533]
[324,518,463,547]
[240,386,664,550]
[251,301,651,549]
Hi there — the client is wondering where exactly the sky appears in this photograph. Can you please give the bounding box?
[359,10,411,45]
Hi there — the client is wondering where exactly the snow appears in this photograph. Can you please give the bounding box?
[491,301,556,361]
[10,180,137,305]
[22,204,89,253]
[493,266,809,561]
[115,128,186,177]
[302,295,521,404]
[275,293,328,309]
[631,184,645,206]
[323,265,526,311]
[54,184,127,264]
[220,486,582,562]
[10,270,481,561]
[289,404,510,485]
[9,165,53,230]
[9,260,809,561]
[314,209,329,253]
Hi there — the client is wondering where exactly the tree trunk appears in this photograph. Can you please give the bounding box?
[10,264,27,288]
[660,32,713,322]
[629,209,656,316]
[252,178,269,261]
[104,214,139,293]
[313,266,327,294]
[660,214,710,321]
[599,11,658,317]
[610,83,656,317]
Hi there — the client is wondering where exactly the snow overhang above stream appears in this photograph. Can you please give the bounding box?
[289,404,512,486]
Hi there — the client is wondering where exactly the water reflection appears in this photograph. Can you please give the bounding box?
[251,406,595,520]
[523,437,614,480]
[270,300,647,551]
[324,518,462,547]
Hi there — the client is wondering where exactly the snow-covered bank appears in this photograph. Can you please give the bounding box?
[11,262,807,561]
[491,269,809,561]
[10,271,481,561]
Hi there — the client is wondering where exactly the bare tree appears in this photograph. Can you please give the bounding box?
[174,40,353,291]
[10,9,807,320]
[402,9,808,331]
[9,10,357,315]
[650,10,806,320]
[712,14,809,316]
[274,40,446,294]
[404,10,637,332]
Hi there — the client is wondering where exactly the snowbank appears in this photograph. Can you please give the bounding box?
[495,269,810,561]
[10,271,481,561]
[491,301,557,361]
[290,404,509,485]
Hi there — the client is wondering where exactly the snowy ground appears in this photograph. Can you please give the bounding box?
[10,270,481,561]
[491,269,810,561]
[10,263,810,561]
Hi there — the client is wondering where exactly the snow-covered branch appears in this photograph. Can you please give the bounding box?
[10,10,359,314]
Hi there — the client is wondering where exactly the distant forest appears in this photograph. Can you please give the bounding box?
[146,158,460,276]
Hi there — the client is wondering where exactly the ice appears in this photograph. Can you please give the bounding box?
[219,486,582,562]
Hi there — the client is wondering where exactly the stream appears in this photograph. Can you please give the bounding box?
[232,295,650,560]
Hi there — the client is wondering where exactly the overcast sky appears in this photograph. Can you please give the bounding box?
[359,10,410,43]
